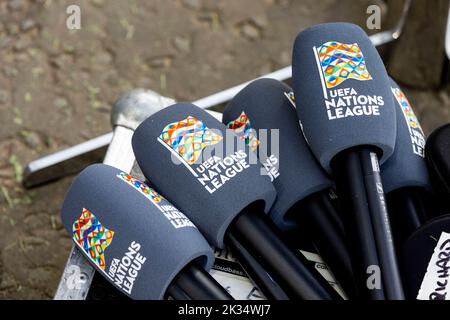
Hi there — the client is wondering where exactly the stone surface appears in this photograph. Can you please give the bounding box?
[387,0,449,88]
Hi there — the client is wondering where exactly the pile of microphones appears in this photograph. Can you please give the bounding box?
[60,23,450,300]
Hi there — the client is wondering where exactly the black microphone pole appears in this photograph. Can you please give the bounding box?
[166,282,191,300]
[229,204,339,300]
[333,147,403,300]
[225,232,289,300]
[332,149,385,299]
[291,191,354,296]
[172,263,233,300]
[387,188,428,245]
[360,148,403,299]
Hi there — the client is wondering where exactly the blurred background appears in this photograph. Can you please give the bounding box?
[0,0,449,299]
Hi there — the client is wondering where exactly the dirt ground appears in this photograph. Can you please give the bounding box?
[0,0,449,299]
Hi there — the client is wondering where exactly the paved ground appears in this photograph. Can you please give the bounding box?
[0,0,449,299]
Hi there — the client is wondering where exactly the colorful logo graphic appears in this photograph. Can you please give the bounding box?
[159,116,222,165]
[117,172,163,204]
[391,86,425,157]
[72,208,114,270]
[391,87,423,132]
[116,172,196,229]
[315,41,372,89]
[226,111,260,152]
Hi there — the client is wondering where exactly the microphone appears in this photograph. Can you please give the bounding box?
[292,22,403,299]
[401,214,450,300]
[382,83,450,300]
[222,78,355,297]
[394,122,450,300]
[61,163,233,300]
[426,123,450,197]
[382,79,432,245]
[426,123,450,218]
[132,102,342,300]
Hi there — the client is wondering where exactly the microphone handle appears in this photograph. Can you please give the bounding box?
[86,272,130,300]
[387,187,429,246]
[225,232,290,300]
[294,191,356,298]
[332,149,385,300]
[359,148,405,300]
[229,205,342,300]
[172,263,234,300]
[166,283,191,300]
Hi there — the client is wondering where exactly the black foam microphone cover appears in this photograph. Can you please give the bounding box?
[401,215,450,300]
[292,22,396,174]
[132,103,277,248]
[61,164,214,300]
[222,78,333,230]
[426,123,450,194]
[382,79,430,193]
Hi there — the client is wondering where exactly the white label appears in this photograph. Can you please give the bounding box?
[417,232,450,300]
[370,152,380,172]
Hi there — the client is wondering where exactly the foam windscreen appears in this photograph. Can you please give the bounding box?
[223,78,333,230]
[61,164,214,299]
[401,215,450,299]
[381,79,430,193]
[292,22,396,174]
[132,103,276,248]
[426,123,450,194]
